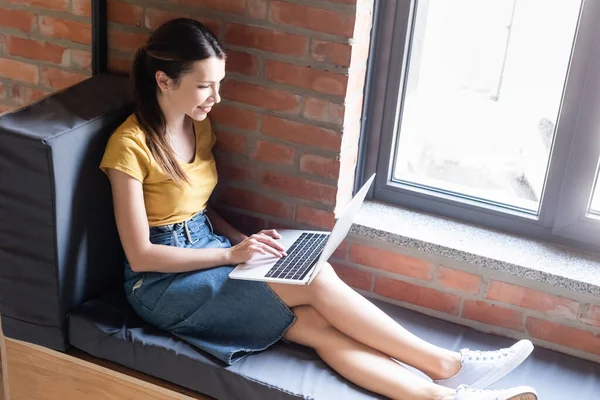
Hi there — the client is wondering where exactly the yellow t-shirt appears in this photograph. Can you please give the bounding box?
[100,114,218,226]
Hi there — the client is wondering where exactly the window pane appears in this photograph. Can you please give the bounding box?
[393,0,582,213]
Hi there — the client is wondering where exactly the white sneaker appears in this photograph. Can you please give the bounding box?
[435,340,534,389]
[454,384,538,400]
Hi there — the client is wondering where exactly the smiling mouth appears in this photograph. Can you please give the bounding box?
[198,105,213,112]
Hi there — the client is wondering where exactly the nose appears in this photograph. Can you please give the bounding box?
[212,86,221,104]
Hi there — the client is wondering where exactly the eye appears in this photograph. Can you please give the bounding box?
[198,85,209,89]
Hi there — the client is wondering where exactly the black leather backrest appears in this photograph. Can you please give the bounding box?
[0,74,134,350]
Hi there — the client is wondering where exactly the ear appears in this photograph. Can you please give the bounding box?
[155,71,171,93]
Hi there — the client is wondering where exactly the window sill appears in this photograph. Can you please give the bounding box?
[352,201,600,297]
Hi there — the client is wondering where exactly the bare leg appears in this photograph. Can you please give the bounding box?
[269,263,461,380]
[286,305,455,400]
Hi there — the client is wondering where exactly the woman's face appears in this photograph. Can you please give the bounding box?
[158,57,226,121]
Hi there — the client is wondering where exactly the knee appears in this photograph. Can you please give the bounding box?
[311,262,340,287]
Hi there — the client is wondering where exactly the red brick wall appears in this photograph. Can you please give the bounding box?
[0,0,92,112]
[331,237,600,364]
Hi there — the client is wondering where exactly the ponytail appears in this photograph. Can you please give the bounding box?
[131,46,190,185]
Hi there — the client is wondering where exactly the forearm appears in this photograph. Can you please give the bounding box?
[129,243,233,273]
[206,206,247,245]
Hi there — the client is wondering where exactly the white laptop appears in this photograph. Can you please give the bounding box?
[229,174,375,285]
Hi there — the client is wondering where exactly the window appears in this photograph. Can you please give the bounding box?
[360,0,600,248]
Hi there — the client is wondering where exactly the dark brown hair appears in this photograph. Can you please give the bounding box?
[131,18,225,184]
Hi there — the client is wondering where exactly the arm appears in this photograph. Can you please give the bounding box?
[107,169,285,273]
[108,168,232,273]
[206,205,247,245]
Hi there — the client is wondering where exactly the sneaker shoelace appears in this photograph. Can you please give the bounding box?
[460,348,511,363]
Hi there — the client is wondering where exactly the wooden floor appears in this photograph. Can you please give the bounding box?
[0,337,212,400]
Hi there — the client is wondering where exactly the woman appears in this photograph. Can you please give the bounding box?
[100,18,538,400]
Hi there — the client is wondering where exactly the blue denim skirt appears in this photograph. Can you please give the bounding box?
[123,210,296,365]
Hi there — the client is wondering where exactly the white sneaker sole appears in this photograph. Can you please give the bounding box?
[470,340,534,390]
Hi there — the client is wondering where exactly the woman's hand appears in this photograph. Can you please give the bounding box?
[226,229,287,265]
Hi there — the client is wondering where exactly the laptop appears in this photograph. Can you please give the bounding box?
[229,173,375,285]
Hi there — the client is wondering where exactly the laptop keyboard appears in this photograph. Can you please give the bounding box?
[265,232,330,281]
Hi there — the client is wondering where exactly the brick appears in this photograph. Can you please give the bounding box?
[72,0,91,16]
[262,171,337,205]
[581,304,600,328]
[486,281,579,320]
[349,243,434,280]
[251,140,294,165]
[210,105,259,131]
[0,58,38,84]
[25,88,48,104]
[8,83,24,105]
[462,300,524,332]
[332,240,348,260]
[71,49,92,70]
[526,317,600,356]
[221,80,300,113]
[225,24,307,57]
[296,206,335,229]
[0,7,35,33]
[172,0,246,15]
[265,60,347,96]
[0,82,5,99]
[374,277,461,315]
[262,115,341,151]
[214,158,254,182]
[41,67,89,89]
[436,266,482,295]
[225,50,259,76]
[303,97,344,126]
[220,187,293,219]
[248,0,268,19]
[39,17,91,45]
[109,0,143,27]
[214,130,246,155]
[331,262,372,291]
[311,40,352,67]
[144,9,220,35]
[108,56,131,75]
[4,36,67,64]
[108,30,149,52]
[269,1,355,37]
[299,153,340,179]
[4,0,68,11]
